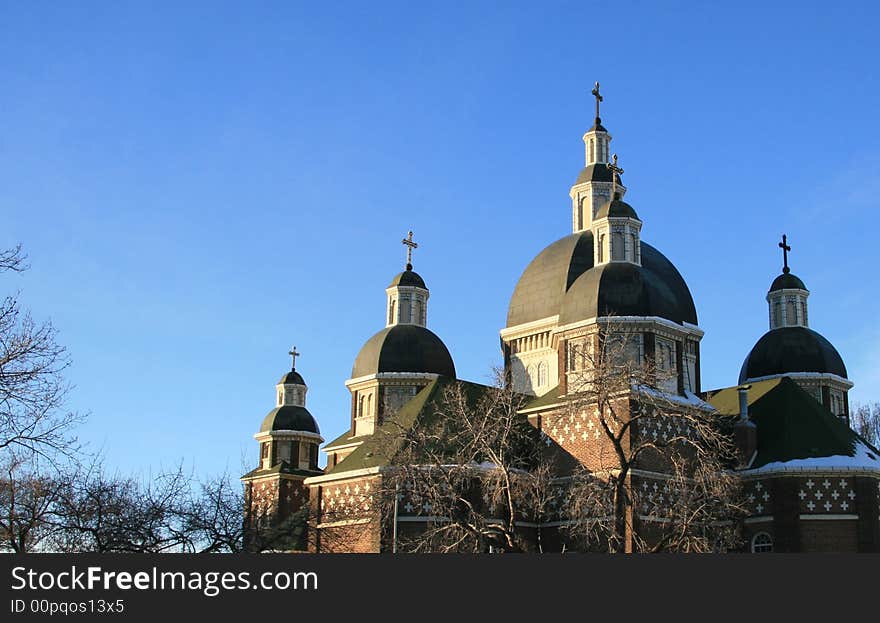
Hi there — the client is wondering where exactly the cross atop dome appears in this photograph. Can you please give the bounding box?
[779,234,791,274]
[402,230,418,271]
[591,81,603,125]
[289,345,300,370]
[607,153,624,199]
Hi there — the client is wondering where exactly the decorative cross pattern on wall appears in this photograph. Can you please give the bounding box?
[797,478,856,513]
[744,480,773,516]
[324,481,373,517]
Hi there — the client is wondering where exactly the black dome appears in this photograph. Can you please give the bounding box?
[260,405,320,434]
[739,327,847,383]
[507,231,697,327]
[352,324,455,378]
[595,198,639,220]
[278,370,305,385]
[769,273,807,292]
[389,270,427,289]
[573,163,623,186]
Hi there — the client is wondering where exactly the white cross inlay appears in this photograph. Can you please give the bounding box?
[798,490,807,500]
[822,479,831,488]
[841,501,849,511]
[815,491,823,500]
[762,492,770,501]
[806,479,815,489]
[807,501,815,511]
[755,482,763,491]
[848,490,856,500]
[823,501,832,511]
[756,503,764,513]
[831,490,839,500]
[404,502,414,512]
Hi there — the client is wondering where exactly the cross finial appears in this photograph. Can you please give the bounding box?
[606,153,624,199]
[402,230,418,271]
[778,234,792,274]
[288,345,300,370]
[591,81,603,123]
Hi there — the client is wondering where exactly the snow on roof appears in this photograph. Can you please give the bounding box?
[745,440,880,475]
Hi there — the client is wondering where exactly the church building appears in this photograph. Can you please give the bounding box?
[242,85,880,553]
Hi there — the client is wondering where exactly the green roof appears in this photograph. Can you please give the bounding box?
[323,379,446,475]
[242,462,322,480]
[520,385,563,412]
[707,377,872,469]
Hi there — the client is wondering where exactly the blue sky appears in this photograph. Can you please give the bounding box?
[2,1,879,477]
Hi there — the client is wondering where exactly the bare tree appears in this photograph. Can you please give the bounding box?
[48,461,193,553]
[0,244,83,462]
[378,374,554,553]
[851,401,880,446]
[0,452,65,552]
[559,321,746,552]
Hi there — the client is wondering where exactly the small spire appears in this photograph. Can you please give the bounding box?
[401,230,418,271]
[288,345,300,370]
[606,153,624,199]
[778,234,791,274]
[591,81,603,125]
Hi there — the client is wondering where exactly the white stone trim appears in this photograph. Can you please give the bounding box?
[316,517,372,528]
[743,371,853,389]
[304,466,381,485]
[798,514,858,521]
[254,430,324,443]
[500,316,560,340]
[744,516,774,524]
[345,372,440,387]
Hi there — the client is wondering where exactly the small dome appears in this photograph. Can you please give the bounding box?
[260,405,320,434]
[559,258,697,326]
[352,324,455,378]
[389,269,427,289]
[595,198,639,220]
[573,163,623,187]
[507,232,697,327]
[739,327,847,383]
[278,370,305,385]
[769,272,807,292]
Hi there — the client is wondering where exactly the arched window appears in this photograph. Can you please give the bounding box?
[612,231,625,261]
[400,295,411,323]
[366,394,372,417]
[389,300,396,324]
[414,298,423,326]
[598,234,605,263]
[590,138,595,162]
[786,300,797,325]
[751,532,773,553]
[526,364,536,387]
[358,395,365,418]
[774,300,783,327]
[537,361,548,387]
[630,233,638,262]
[801,301,808,326]
[278,390,283,406]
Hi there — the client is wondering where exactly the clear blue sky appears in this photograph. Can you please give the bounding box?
[2,1,878,478]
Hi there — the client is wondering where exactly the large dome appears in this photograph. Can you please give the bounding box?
[351,324,455,378]
[260,405,320,434]
[739,327,847,383]
[506,231,697,327]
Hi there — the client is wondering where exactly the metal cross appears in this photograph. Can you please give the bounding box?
[402,230,418,270]
[606,153,624,199]
[591,81,603,122]
[778,234,791,274]
[289,346,300,370]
